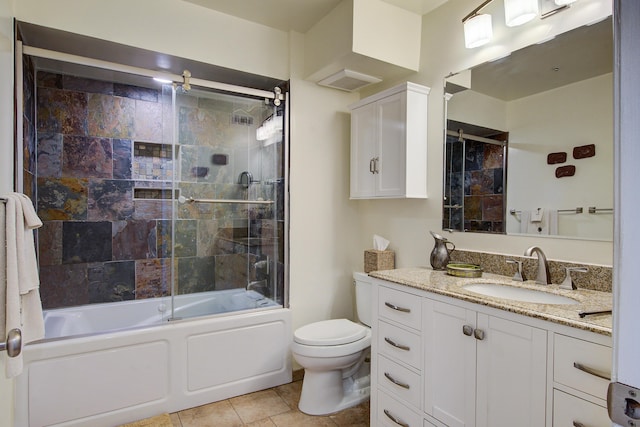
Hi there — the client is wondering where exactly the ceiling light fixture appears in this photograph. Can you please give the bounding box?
[554,0,577,5]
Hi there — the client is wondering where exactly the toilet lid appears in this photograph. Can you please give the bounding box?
[294,319,367,346]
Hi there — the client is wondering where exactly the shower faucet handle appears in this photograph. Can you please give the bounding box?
[506,259,526,282]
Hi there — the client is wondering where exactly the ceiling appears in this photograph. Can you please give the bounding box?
[181,0,448,33]
[469,16,613,101]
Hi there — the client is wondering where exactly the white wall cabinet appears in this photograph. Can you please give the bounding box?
[349,82,429,199]
[370,278,612,427]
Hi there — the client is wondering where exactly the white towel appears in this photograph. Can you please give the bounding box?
[2,193,45,378]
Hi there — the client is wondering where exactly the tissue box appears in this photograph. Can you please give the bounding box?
[364,250,395,273]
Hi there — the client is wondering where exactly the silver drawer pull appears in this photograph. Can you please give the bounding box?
[573,362,611,381]
[384,372,410,389]
[573,422,585,427]
[384,409,409,427]
[385,302,411,313]
[384,337,410,351]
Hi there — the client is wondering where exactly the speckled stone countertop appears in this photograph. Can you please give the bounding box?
[369,267,612,336]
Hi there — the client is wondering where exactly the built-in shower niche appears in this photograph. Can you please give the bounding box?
[133,141,177,181]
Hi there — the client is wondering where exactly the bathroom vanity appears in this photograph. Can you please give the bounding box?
[368,268,612,427]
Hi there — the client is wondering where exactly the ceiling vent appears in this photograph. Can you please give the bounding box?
[317,69,382,92]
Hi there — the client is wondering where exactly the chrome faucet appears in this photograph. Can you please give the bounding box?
[524,246,551,285]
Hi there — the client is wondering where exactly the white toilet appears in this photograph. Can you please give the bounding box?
[291,272,372,415]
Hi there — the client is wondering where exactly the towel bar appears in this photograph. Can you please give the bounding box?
[0,328,22,358]
[510,207,583,215]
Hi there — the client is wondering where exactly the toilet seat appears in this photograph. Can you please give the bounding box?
[294,319,367,346]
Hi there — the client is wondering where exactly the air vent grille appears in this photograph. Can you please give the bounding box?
[317,69,382,92]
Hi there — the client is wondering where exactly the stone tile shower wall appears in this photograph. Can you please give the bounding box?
[444,135,505,233]
[33,72,283,309]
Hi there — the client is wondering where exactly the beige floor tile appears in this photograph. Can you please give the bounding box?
[178,400,243,427]
[245,418,277,427]
[229,389,291,424]
[329,400,370,426]
[170,412,182,427]
[273,381,302,409]
[270,410,338,427]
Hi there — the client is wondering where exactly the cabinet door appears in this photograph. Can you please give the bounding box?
[350,102,377,198]
[423,299,476,427]
[475,314,547,427]
[376,92,407,197]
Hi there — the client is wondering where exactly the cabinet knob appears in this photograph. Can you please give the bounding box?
[462,325,473,336]
[474,328,485,340]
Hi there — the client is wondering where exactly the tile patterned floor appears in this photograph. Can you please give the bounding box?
[168,377,370,427]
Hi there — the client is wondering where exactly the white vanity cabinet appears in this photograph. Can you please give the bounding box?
[369,277,613,427]
[373,282,425,427]
[349,82,429,199]
[551,333,612,427]
[423,299,547,427]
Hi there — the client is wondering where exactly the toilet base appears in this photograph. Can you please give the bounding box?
[298,356,370,416]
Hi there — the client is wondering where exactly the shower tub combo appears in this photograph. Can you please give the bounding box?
[15,290,291,427]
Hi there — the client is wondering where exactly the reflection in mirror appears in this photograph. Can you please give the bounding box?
[443,121,507,233]
[443,17,613,241]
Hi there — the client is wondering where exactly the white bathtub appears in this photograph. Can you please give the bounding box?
[15,289,292,427]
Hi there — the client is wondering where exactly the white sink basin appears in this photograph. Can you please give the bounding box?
[462,283,579,305]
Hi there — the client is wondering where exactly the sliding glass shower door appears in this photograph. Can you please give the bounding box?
[169,86,286,320]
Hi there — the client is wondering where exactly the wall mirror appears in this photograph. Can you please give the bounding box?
[443,16,613,241]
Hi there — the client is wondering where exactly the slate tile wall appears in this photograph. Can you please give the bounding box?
[32,71,285,310]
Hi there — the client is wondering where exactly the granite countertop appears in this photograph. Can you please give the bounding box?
[369,267,613,336]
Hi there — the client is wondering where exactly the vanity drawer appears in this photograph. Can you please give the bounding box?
[378,389,422,427]
[553,389,610,427]
[379,285,422,330]
[378,320,422,369]
[378,354,421,409]
[554,334,612,400]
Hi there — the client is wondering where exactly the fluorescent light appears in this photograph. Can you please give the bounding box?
[555,0,577,5]
[153,77,173,84]
[464,14,493,49]
[504,0,538,27]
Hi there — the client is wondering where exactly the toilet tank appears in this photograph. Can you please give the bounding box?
[353,272,372,327]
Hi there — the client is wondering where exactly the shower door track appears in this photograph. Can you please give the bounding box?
[21,45,284,101]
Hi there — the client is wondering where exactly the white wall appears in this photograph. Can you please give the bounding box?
[507,73,613,239]
[13,0,290,80]
[288,31,361,329]
[354,0,614,267]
